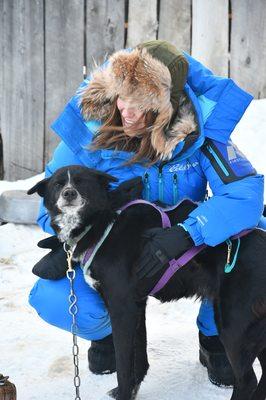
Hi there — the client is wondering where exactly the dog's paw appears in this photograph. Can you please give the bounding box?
[106,384,140,400]
[106,387,119,399]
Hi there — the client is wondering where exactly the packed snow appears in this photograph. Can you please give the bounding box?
[0,99,265,400]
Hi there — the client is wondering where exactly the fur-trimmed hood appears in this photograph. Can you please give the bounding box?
[80,42,198,160]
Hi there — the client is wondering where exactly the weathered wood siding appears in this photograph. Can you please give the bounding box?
[126,0,157,47]
[230,0,266,98]
[192,0,229,76]
[45,0,84,164]
[0,0,265,180]
[1,0,44,180]
[158,0,191,54]
[86,0,125,72]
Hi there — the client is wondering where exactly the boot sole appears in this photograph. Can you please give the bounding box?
[89,366,116,375]
[199,350,234,388]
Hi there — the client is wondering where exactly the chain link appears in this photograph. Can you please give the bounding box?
[64,244,82,400]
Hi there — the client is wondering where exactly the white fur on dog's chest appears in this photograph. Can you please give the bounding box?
[82,221,116,291]
[84,268,99,290]
[55,211,81,243]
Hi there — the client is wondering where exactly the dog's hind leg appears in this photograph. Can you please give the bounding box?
[221,338,257,400]
[218,330,256,400]
[251,348,266,400]
[230,368,257,400]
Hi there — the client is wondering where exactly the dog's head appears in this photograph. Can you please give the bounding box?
[28,165,143,241]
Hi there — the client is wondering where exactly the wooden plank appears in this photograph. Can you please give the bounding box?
[231,0,266,98]
[126,0,157,48]
[0,0,4,179]
[86,0,125,72]
[1,0,44,180]
[45,0,84,163]
[192,0,229,76]
[158,0,191,54]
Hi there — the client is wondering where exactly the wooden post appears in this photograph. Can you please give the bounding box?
[0,132,3,180]
[126,0,157,48]
[231,0,266,98]
[45,0,84,163]
[1,0,44,180]
[158,0,191,54]
[86,0,125,73]
[192,0,229,76]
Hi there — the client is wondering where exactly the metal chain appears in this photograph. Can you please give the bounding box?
[64,243,82,400]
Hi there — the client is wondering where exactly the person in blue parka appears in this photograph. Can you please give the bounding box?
[29,40,265,386]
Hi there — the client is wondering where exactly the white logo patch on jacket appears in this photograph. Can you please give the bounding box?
[169,161,199,173]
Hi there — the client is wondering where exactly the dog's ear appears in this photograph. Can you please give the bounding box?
[92,169,119,186]
[27,177,50,197]
[109,177,143,209]
[166,198,198,223]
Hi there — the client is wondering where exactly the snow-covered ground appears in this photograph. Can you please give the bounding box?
[0,99,265,400]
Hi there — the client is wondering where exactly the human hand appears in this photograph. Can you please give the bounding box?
[33,236,74,280]
[137,225,193,279]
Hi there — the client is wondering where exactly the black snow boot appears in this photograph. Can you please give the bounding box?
[88,334,116,375]
[199,331,235,387]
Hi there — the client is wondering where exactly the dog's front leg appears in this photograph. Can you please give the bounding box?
[107,297,142,400]
[132,301,149,386]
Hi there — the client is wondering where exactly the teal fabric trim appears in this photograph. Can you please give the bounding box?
[158,172,164,202]
[206,145,230,176]
[144,172,150,201]
[173,174,178,204]
[224,238,241,273]
[85,120,102,135]
[197,95,217,124]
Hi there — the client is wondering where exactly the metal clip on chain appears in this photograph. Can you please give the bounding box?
[64,243,82,400]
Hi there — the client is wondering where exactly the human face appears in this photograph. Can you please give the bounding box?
[116,97,145,132]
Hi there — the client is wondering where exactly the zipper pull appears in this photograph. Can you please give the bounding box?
[226,241,233,265]
[173,173,178,204]
[144,172,150,201]
[158,168,164,202]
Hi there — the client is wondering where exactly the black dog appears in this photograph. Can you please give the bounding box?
[28,165,266,400]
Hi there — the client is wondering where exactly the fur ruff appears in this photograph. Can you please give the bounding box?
[80,47,197,160]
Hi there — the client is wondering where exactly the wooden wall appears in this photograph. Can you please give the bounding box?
[0,0,265,180]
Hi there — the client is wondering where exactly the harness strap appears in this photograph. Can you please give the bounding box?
[82,200,171,279]
[82,221,116,276]
[149,244,207,296]
[81,197,253,296]
[120,199,171,228]
[150,228,252,296]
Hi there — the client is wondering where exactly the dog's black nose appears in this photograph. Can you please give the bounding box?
[62,188,78,201]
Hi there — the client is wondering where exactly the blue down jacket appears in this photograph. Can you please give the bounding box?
[37,53,264,246]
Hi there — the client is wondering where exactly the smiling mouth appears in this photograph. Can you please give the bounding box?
[61,199,86,208]
[122,118,135,127]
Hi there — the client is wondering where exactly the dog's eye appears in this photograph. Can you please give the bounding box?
[55,181,64,188]
[73,177,82,185]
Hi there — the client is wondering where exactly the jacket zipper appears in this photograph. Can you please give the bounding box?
[173,173,178,204]
[144,172,150,201]
[207,145,230,176]
[158,162,168,203]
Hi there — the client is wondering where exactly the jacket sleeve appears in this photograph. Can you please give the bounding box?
[37,141,84,234]
[184,53,253,144]
[183,144,264,246]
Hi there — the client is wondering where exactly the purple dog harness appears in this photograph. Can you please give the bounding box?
[120,200,207,295]
[82,199,251,296]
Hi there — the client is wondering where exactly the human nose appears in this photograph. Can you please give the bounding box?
[121,106,135,119]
